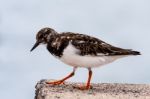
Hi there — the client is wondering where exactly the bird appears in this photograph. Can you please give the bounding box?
[30,27,140,90]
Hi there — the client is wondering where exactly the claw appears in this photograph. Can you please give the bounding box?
[73,69,93,90]
[46,80,65,85]
[73,85,93,90]
[46,70,75,85]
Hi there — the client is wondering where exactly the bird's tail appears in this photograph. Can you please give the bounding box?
[128,50,141,55]
[110,46,141,56]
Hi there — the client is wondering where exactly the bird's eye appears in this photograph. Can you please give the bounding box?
[36,34,42,40]
[39,34,43,39]
[39,35,42,38]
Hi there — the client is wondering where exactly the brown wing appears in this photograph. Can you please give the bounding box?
[55,32,140,56]
[60,33,140,56]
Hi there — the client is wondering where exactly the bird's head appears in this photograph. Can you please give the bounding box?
[30,27,56,52]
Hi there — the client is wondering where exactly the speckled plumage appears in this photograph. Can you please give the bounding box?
[35,28,140,58]
[31,27,141,89]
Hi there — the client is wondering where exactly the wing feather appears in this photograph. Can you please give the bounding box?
[58,32,140,56]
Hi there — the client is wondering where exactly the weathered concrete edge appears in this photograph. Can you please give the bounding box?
[35,79,150,99]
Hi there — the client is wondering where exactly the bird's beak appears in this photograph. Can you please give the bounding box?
[30,41,40,52]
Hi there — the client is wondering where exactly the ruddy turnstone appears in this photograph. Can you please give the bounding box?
[31,27,140,90]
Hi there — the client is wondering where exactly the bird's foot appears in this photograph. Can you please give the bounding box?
[46,80,65,85]
[73,85,93,90]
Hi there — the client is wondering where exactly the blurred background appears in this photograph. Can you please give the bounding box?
[0,0,150,99]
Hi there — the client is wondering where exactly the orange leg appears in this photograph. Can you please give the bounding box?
[74,68,92,90]
[46,68,76,85]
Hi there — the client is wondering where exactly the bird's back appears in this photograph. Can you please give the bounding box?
[56,32,141,56]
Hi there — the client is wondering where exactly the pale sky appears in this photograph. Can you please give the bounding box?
[0,0,150,99]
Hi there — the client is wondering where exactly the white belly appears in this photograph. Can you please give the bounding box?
[60,43,126,68]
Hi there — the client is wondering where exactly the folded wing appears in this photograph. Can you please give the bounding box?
[70,34,140,56]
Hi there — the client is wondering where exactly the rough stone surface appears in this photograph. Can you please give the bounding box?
[35,79,150,99]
